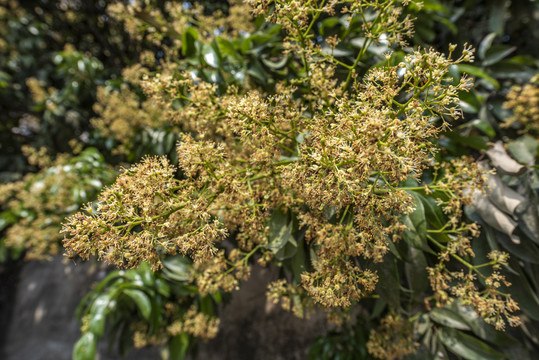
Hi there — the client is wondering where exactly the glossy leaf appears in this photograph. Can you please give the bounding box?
[438,328,507,360]
[73,332,97,360]
[483,45,516,67]
[181,26,199,57]
[451,303,518,347]
[405,247,429,296]
[267,209,294,255]
[123,289,152,320]
[430,307,471,331]
[88,294,111,337]
[458,64,500,89]
[170,333,190,360]
[478,33,497,60]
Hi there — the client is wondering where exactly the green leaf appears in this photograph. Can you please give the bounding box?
[496,230,539,265]
[247,63,268,84]
[488,1,506,34]
[483,45,516,67]
[181,26,199,57]
[405,247,429,296]
[88,294,111,337]
[478,33,497,60]
[216,37,241,61]
[470,118,495,138]
[402,192,430,252]
[170,333,190,360]
[430,308,471,331]
[0,211,16,231]
[507,135,538,165]
[414,193,445,229]
[201,43,220,68]
[504,264,539,320]
[458,89,482,114]
[415,313,431,336]
[446,132,489,151]
[450,302,518,346]
[73,332,97,360]
[261,54,288,70]
[438,328,507,360]
[276,240,297,261]
[319,17,342,36]
[374,253,400,308]
[370,298,387,320]
[162,255,191,282]
[155,278,171,298]
[123,289,152,320]
[458,64,500,89]
[267,209,294,254]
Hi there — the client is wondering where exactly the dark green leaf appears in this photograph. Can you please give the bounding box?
[374,253,400,308]
[458,64,500,89]
[430,308,471,331]
[483,45,516,67]
[319,17,342,36]
[504,265,539,320]
[450,302,518,346]
[405,247,429,296]
[446,132,489,151]
[470,118,495,138]
[415,192,447,230]
[402,192,431,252]
[291,237,306,284]
[478,33,497,60]
[438,328,507,360]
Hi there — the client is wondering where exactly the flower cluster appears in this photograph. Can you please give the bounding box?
[167,306,220,341]
[249,0,417,48]
[62,156,227,270]
[60,2,523,352]
[503,74,539,133]
[0,147,114,259]
[422,159,520,330]
[427,256,520,331]
[367,312,418,360]
[91,84,168,155]
[108,0,256,51]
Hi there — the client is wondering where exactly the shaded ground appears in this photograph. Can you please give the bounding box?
[197,265,329,360]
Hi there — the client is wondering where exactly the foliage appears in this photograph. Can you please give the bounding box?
[74,257,221,360]
[1,0,538,359]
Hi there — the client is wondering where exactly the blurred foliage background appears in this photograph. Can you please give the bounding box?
[0,0,538,359]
